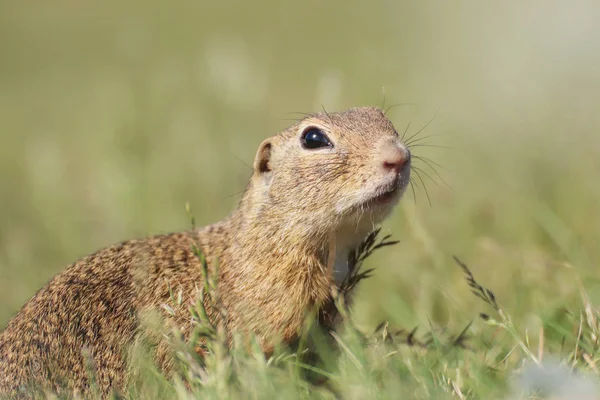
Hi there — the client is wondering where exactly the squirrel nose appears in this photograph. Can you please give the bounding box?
[382,145,411,172]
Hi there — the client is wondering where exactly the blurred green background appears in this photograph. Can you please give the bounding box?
[1,0,599,337]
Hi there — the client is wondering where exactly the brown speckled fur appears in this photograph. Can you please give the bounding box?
[0,107,410,398]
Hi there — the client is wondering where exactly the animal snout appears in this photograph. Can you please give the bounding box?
[381,144,411,172]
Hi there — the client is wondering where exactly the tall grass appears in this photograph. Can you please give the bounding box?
[112,233,600,399]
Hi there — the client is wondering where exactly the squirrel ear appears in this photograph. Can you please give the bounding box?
[253,139,272,175]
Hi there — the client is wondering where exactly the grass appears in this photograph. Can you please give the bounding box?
[2,0,600,398]
[113,234,600,399]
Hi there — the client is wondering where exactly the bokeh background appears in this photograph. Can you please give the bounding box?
[1,0,599,339]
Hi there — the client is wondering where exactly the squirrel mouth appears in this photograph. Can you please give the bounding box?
[359,177,405,209]
[365,186,400,206]
[343,176,408,215]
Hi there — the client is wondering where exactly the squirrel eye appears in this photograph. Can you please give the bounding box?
[300,127,333,149]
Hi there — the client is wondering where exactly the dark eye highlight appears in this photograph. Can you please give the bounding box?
[300,127,333,149]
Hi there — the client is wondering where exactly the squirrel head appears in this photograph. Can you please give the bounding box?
[243,107,411,243]
[234,107,411,248]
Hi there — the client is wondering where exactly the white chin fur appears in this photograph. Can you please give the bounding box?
[331,183,408,286]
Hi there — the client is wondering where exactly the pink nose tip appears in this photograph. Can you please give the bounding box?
[382,146,410,172]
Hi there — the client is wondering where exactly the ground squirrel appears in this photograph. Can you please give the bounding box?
[0,106,411,397]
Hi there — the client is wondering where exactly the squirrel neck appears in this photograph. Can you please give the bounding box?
[216,177,368,293]
[205,181,337,343]
[223,178,335,278]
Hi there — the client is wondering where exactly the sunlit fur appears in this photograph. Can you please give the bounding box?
[0,106,410,397]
